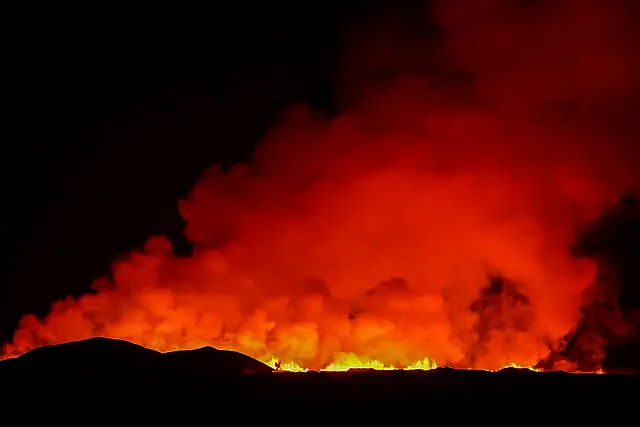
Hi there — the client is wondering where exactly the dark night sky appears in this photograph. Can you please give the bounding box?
[1,3,369,343]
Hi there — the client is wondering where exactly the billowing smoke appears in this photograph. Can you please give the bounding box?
[4,0,639,370]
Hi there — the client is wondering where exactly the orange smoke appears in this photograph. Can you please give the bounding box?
[3,0,639,371]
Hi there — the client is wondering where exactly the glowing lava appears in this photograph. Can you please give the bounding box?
[266,354,439,372]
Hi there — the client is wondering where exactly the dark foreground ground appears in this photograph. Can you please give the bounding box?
[1,338,638,413]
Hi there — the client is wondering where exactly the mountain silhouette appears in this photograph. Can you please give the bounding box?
[0,337,272,384]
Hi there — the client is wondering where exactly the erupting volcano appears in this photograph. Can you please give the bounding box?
[3,0,639,374]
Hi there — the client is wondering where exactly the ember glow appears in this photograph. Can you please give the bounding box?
[265,354,439,372]
[3,0,639,372]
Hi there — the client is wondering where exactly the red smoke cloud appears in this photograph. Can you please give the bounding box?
[4,0,639,370]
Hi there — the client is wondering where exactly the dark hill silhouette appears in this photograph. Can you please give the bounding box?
[0,337,272,384]
[162,345,272,375]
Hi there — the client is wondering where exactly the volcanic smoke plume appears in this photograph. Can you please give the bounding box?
[4,0,639,371]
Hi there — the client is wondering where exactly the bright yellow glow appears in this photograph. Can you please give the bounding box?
[264,354,544,373]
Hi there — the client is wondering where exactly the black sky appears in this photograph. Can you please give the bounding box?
[1,3,370,343]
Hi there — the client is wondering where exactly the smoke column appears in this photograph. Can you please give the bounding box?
[4,0,639,370]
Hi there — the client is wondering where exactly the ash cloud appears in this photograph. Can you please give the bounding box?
[4,0,640,370]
